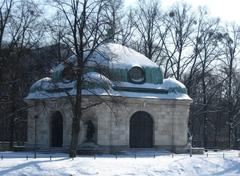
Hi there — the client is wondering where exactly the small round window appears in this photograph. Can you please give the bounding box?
[128,66,145,83]
[62,67,75,81]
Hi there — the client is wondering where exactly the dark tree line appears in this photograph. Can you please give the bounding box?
[1,0,240,152]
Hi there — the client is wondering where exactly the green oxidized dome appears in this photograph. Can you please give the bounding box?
[26,43,190,100]
[51,43,163,85]
[162,78,187,94]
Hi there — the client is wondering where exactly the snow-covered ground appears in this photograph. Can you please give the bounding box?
[0,150,240,176]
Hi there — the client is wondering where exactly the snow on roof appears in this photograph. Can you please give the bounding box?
[102,43,159,69]
[162,78,187,94]
[163,78,186,89]
[26,75,191,101]
[84,72,112,85]
[30,77,75,93]
[25,89,191,100]
[30,77,52,91]
[26,43,191,101]
[51,43,161,76]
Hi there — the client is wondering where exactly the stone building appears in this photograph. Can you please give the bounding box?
[25,43,192,153]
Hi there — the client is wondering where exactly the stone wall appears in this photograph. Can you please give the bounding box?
[26,96,191,152]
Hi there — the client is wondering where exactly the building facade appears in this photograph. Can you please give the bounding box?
[25,43,192,153]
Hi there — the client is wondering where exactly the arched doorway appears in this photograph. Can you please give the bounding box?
[50,111,63,147]
[130,111,153,148]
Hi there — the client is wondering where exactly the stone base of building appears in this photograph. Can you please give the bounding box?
[26,142,204,155]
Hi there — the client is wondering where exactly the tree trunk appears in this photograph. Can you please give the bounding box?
[69,117,80,157]
[69,66,83,157]
[9,114,15,149]
[228,47,233,149]
[9,81,17,150]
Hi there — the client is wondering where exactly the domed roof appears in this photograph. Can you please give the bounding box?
[162,78,187,94]
[51,43,163,84]
[101,43,159,68]
[26,43,191,101]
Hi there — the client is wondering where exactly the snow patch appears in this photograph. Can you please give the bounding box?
[51,43,161,74]
[84,72,112,85]
[162,78,186,89]
[0,151,240,176]
[103,43,158,69]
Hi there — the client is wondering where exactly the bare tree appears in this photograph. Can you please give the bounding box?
[50,0,113,157]
[0,0,13,48]
[190,16,222,147]
[0,0,13,90]
[162,3,196,80]
[102,0,123,42]
[0,0,43,149]
[118,8,135,46]
[45,12,72,63]
[132,0,162,61]
[184,7,208,95]
[220,24,240,148]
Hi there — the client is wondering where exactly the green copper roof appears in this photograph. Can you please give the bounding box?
[51,65,163,85]
[110,67,162,84]
[27,43,191,98]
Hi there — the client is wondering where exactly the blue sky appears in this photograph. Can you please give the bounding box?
[125,0,240,23]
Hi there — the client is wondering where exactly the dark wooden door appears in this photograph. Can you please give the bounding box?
[51,112,63,147]
[130,111,153,148]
